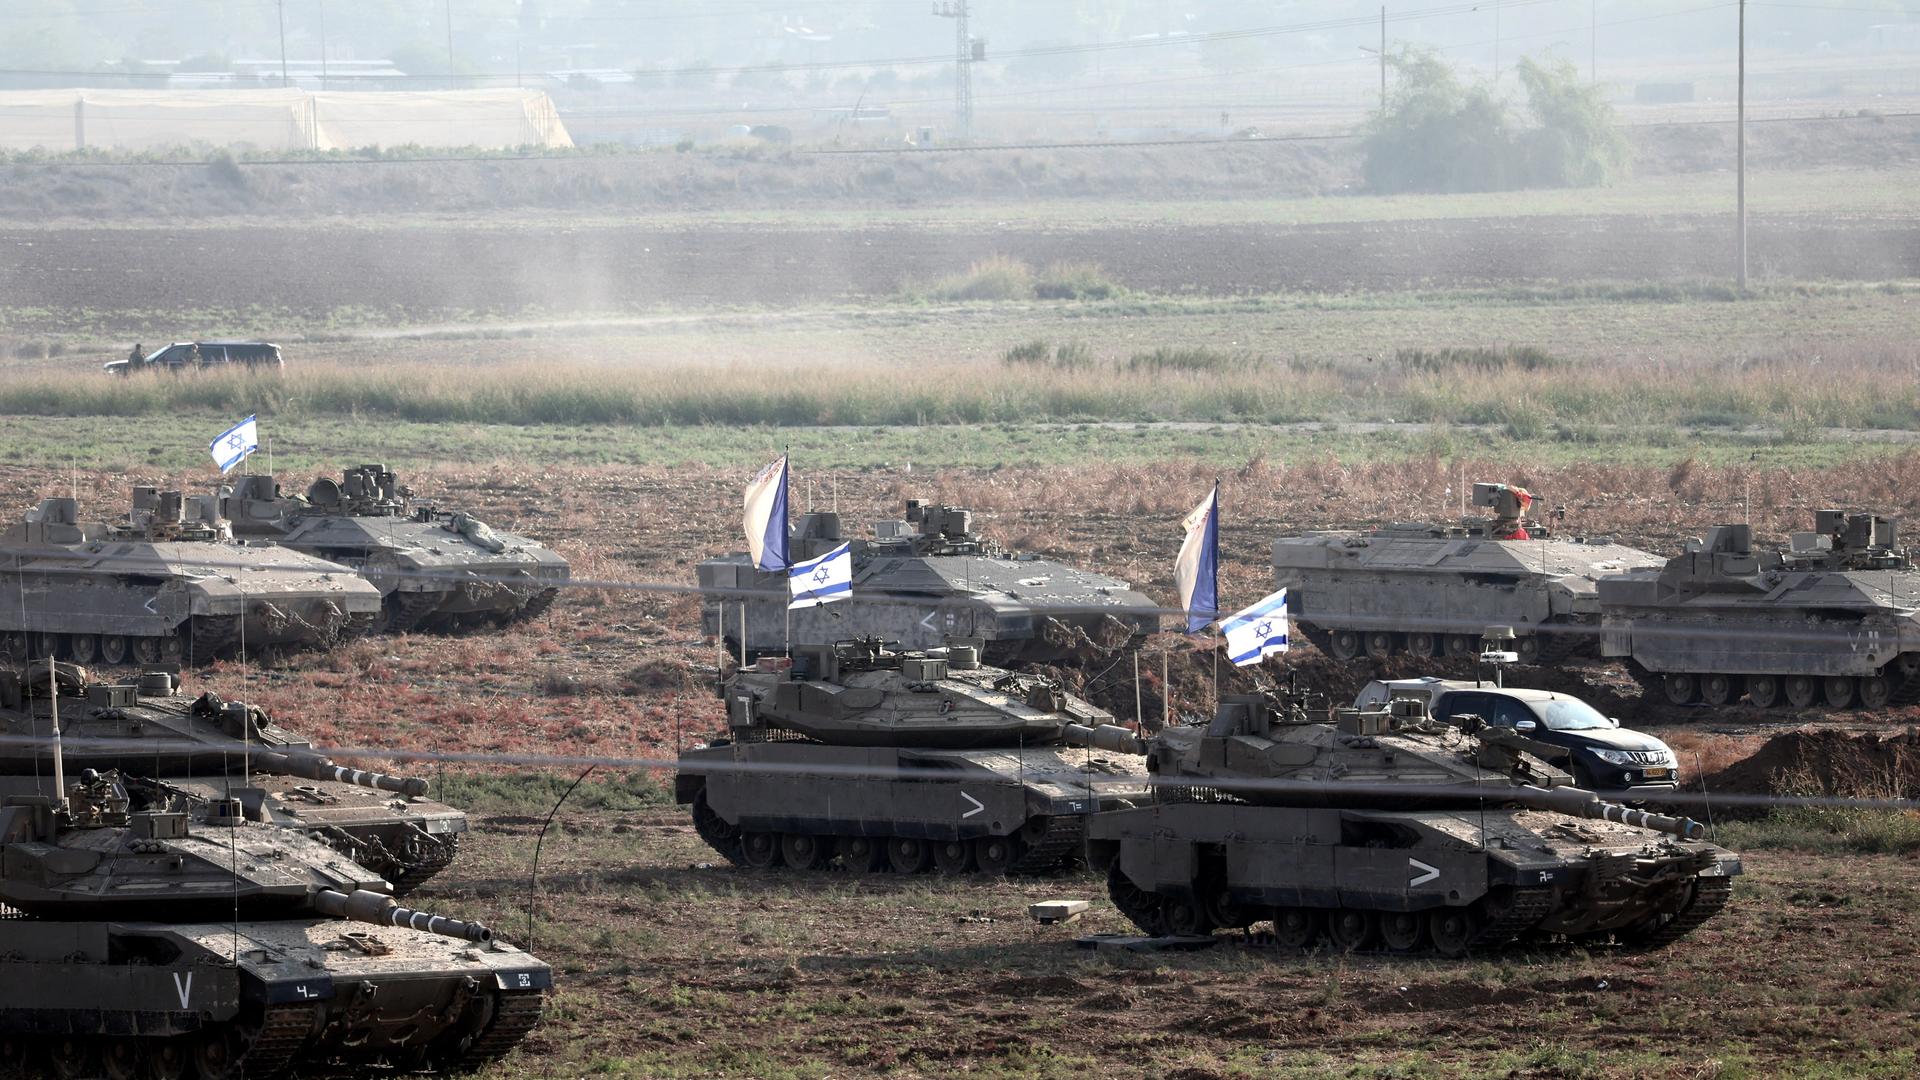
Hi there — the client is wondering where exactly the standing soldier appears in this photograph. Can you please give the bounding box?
[126,343,146,372]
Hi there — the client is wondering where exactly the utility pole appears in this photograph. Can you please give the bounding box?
[276,0,289,86]
[319,0,329,90]
[1590,0,1597,84]
[1379,6,1387,111]
[932,1,973,137]
[445,0,457,86]
[1493,1,1500,81]
[1737,0,1747,290]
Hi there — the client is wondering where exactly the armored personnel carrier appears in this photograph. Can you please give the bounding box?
[1274,482,1662,664]
[697,500,1158,666]
[222,465,570,633]
[1600,511,1920,709]
[0,767,549,1077]
[676,638,1151,875]
[0,488,382,665]
[1090,690,1740,954]
[0,662,466,893]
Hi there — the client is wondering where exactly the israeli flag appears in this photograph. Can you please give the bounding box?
[743,454,790,571]
[789,542,852,609]
[209,415,259,474]
[1222,589,1290,667]
[1174,484,1220,633]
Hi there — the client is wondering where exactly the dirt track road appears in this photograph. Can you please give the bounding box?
[6,213,1914,322]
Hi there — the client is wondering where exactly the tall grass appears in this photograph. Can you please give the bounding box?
[6,350,1919,431]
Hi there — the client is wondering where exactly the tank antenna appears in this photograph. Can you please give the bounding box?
[1693,752,1717,842]
[526,765,595,951]
[48,656,66,810]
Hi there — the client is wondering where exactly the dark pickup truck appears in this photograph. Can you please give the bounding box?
[105,341,283,375]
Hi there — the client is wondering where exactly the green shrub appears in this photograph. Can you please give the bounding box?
[1034,261,1122,300]
[1120,347,1265,375]
[929,255,1034,301]
[1393,345,1564,372]
[1001,339,1098,371]
[1718,805,1920,855]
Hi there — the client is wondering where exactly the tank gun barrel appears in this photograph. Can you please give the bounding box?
[313,888,492,943]
[1061,723,1146,756]
[1519,784,1704,839]
[254,750,429,798]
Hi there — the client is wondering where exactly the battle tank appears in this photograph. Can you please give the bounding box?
[0,489,383,665]
[0,766,549,1077]
[1274,482,1663,664]
[0,662,467,894]
[697,500,1158,666]
[221,465,570,633]
[675,638,1151,875]
[1600,511,1920,709]
[1090,690,1740,955]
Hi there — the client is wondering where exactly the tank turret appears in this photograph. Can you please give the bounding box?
[0,770,548,1075]
[221,468,569,633]
[698,499,1160,666]
[1089,688,1740,955]
[677,639,1152,876]
[1600,509,1920,709]
[0,664,466,893]
[1274,480,1663,664]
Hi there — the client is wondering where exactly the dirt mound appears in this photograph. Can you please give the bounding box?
[1702,728,1920,803]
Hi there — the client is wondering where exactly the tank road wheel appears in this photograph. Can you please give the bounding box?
[46,1037,95,1080]
[1784,676,1820,709]
[1859,674,1895,710]
[1700,674,1740,707]
[739,831,783,870]
[143,1038,189,1080]
[931,839,974,875]
[1406,632,1442,659]
[191,1027,247,1080]
[1661,673,1698,705]
[779,832,831,871]
[33,631,61,660]
[1513,636,1541,665]
[886,837,932,874]
[0,1034,29,1080]
[132,637,164,666]
[971,835,1021,876]
[689,790,745,866]
[0,631,27,661]
[101,1038,142,1080]
[836,836,887,873]
[1105,862,1168,935]
[1427,908,1479,958]
[1746,675,1780,708]
[1160,897,1215,937]
[1270,907,1323,950]
[1823,676,1857,709]
[1327,909,1379,952]
[1378,911,1427,953]
[99,634,130,665]
[68,634,99,665]
[1328,630,1364,661]
[1363,631,1397,661]
[1203,890,1253,931]
[1445,634,1478,659]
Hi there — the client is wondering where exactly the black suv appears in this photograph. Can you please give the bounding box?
[105,341,283,375]
[1354,678,1679,793]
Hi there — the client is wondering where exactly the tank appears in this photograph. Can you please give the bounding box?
[0,767,549,1076]
[674,638,1152,875]
[0,489,383,665]
[1600,510,1920,709]
[1274,482,1663,664]
[697,500,1159,666]
[221,465,570,633]
[1089,690,1741,955]
[0,662,467,894]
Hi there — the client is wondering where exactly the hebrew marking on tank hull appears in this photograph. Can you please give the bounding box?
[1274,482,1663,664]
[698,501,1158,666]
[0,489,382,665]
[1089,691,1740,955]
[0,767,548,1076]
[0,663,466,894]
[223,465,570,633]
[676,639,1151,875]
[1600,511,1920,709]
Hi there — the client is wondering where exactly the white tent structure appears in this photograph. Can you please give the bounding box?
[0,88,573,152]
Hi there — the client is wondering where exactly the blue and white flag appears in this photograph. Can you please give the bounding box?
[743,454,790,572]
[1221,589,1289,667]
[789,542,852,609]
[209,415,259,474]
[1174,483,1220,633]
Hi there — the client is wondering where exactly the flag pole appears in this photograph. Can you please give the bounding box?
[1162,644,1170,730]
[1132,647,1143,730]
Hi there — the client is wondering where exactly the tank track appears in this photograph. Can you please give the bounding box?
[383,590,447,634]
[238,1001,320,1078]
[512,588,560,624]
[1619,876,1733,951]
[340,611,378,641]
[385,834,462,896]
[690,789,746,865]
[186,614,241,663]
[445,990,545,1071]
[1006,816,1083,875]
[1471,887,1555,948]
